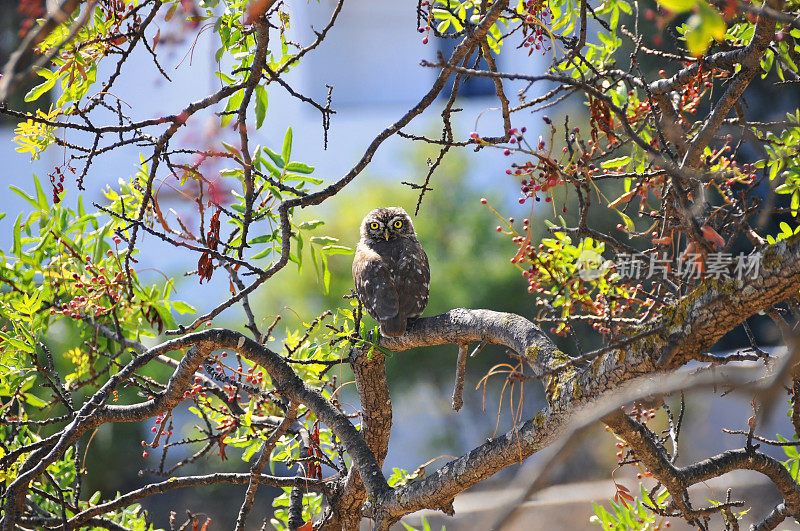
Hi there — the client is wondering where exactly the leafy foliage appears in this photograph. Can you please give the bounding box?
[1,0,800,528]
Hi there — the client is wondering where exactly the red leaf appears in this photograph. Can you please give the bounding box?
[607,189,637,209]
[701,225,725,250]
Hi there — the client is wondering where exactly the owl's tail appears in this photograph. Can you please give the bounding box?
[379,316,407,337]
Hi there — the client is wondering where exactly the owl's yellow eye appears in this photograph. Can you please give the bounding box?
[393,220,403,229]
[370,222,380,230]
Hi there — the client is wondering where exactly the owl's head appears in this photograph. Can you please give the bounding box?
[360,207,416,242]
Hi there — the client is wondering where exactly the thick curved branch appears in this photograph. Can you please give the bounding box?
[381,308,559,378]
[681,450,800,517]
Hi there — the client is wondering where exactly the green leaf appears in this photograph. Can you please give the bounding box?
[220,168,242,178]
[25,393,48,408]
[285,162,315,174]
[8,186,42,211]
[761,49,775,78]
[252,247,273,260]
[321,254,331,294]
[221,89,244,128]
[309,236,338,245]
[33,174,48,209]
[601,156,631,169]
[259,155,282,176]
[13,214,22,256]
[263,147,285,169]
[92,223,111,264]
[297,220,324,230]
[172,301,196,314]
[215,71,236,84]
[598,32,614,47]
[249,234,275,244]
[0,332,34,353]
[684,3,726,56]
[23,75,59,102]
[285,174,323,185]
[221,140,241,158]
[282,127,293,162]
[255,84,268,128]
[616,210,636,233]
[321,245,353,255]
[242,441,259,462]
[658,0,697,14]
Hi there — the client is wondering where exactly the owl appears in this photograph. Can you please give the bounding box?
[352,207,430,337]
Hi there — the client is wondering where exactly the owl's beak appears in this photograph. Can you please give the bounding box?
[384,229,390,241]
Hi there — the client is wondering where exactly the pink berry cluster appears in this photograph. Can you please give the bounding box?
[184,372,209,400]
[418,0,431,44]
[521,0,552,54]
[503,122,565,205]
[501,126,527,156]
[50,242,125,319]
[417,23,431,45]
[202,354,265,400]
[141,409,173,458]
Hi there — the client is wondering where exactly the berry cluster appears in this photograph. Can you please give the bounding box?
[49,245,125,319]
[417,23,431,45]
[202,353,266,400]
[418,0,431,44]
[48,163,76,204]
[520,0,553,54]
[673,65,731,118]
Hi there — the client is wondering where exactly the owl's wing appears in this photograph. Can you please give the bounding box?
[352,250,399,322]
[396,243,430,318]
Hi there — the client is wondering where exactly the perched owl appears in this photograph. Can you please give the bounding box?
[352,207,430,337]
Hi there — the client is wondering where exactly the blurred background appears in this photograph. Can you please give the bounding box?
[2,0,800,528]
